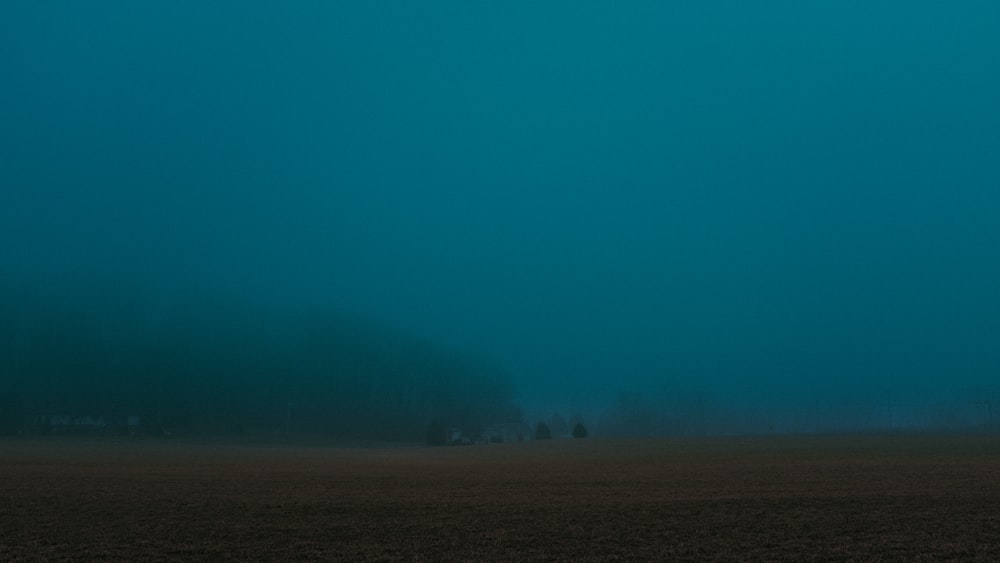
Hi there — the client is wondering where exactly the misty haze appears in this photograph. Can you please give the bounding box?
[2,1,999,560]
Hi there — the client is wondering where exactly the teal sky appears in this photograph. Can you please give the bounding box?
[3,2,999,420]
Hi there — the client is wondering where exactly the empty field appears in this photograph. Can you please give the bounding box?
[2,435,999,560]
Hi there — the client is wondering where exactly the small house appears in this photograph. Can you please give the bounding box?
[481,422,532,443]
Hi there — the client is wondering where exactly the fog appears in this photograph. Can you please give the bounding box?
[3,2,999,437]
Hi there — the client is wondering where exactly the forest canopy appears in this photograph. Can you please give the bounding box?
[0,279,521,440]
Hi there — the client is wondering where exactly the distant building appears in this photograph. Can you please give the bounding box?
[37,414,109,434]
[481,422,532,443]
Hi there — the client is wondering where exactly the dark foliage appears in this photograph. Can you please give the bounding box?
[426,420,446,446]
[572,422,588,438]
[535,421,552,440]
[0,280,521,441]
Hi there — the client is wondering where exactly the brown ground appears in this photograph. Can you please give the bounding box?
[1,435,999,561]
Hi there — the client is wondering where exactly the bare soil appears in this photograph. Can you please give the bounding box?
[2,435,999,561]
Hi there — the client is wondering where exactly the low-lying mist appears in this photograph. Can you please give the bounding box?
[2,277,995,442]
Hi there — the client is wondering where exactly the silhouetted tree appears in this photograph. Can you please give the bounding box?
[572,422,588,438]
[426,420,446,446]
[535,421,552,440]
[0,390,21,435]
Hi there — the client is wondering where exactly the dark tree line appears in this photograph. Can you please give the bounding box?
[0,280,521,440]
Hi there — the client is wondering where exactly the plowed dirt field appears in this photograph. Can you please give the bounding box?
[2,435,998,560]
